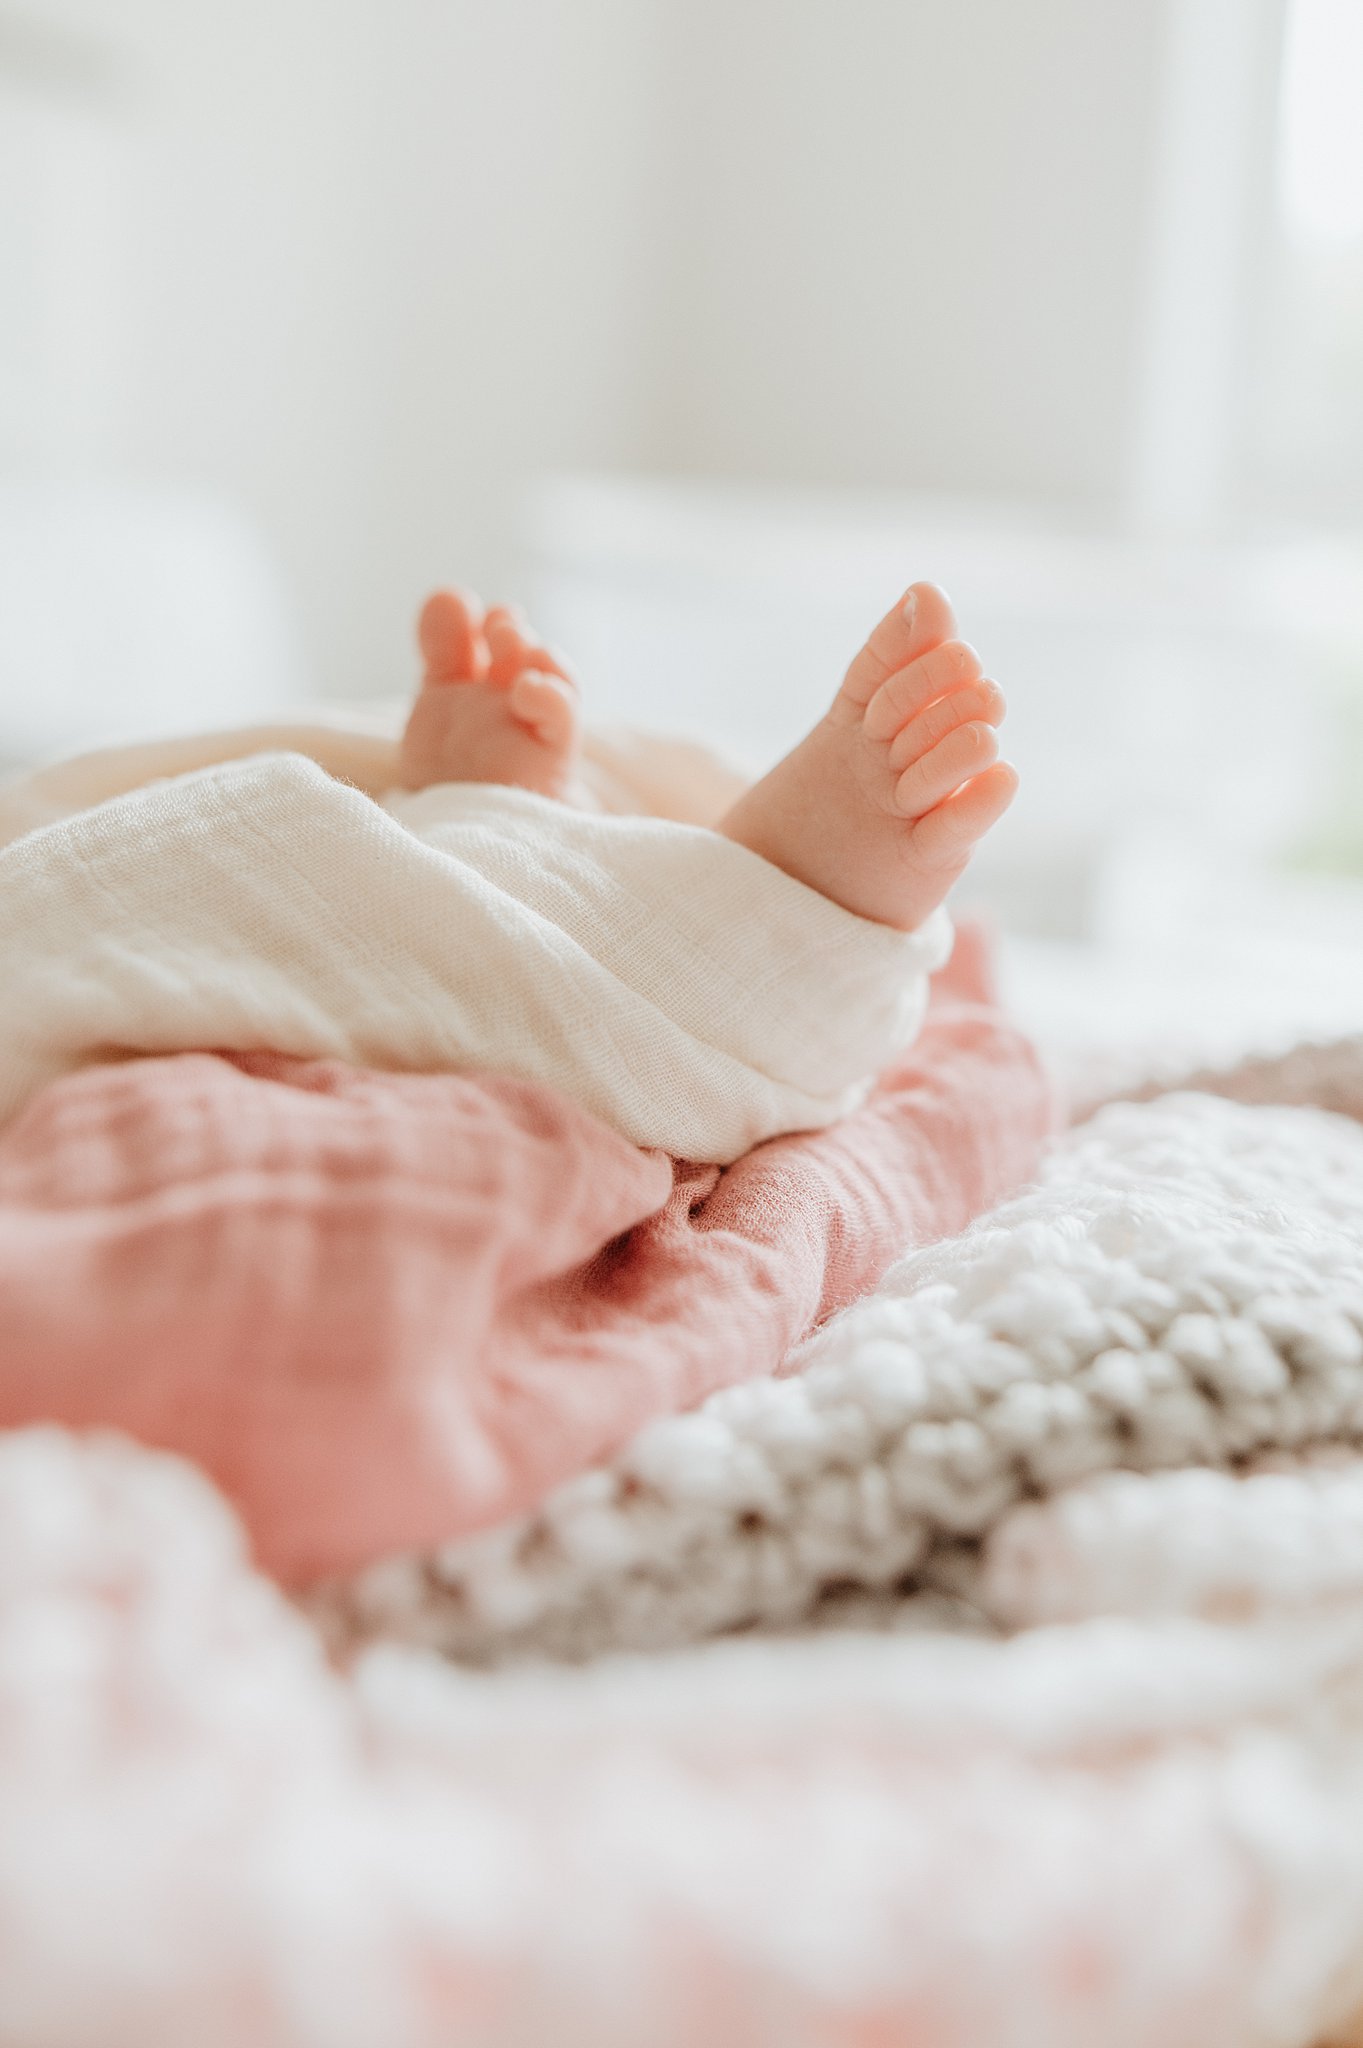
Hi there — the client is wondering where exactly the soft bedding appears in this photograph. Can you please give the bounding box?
[4,719,1363,2045]
[0,749,949,1161]
[328,1081,1363,1661]
[0,991,1045,1582]
[3,1049,1363,2047]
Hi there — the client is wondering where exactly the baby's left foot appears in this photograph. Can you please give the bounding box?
[718,582,1017,931]
[398,589,582,799]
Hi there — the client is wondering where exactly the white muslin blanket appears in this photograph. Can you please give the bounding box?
[0,751,948,1161]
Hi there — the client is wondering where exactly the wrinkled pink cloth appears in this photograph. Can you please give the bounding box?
[0,999,1050,1582]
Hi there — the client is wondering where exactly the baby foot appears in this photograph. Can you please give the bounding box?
[718,583,1017,930]
[397,588,582,800]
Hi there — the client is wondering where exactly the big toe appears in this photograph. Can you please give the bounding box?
[840,581,959,712]
[418,589,486,682]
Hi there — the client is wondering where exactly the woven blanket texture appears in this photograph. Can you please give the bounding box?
[0,994,1044,1585]
[0,749,947,1160]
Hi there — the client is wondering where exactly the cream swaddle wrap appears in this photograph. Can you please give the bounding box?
[0,748,949,1161]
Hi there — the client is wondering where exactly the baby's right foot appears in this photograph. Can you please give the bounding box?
[718,583,1016,931]
[398,589,582,800]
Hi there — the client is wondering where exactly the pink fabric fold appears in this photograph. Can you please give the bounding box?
[0,999,1051,1582]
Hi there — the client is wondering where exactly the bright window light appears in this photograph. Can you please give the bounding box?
[1278,0,1363,242]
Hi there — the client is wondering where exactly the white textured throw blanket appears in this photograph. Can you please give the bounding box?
[5,1052,1363,2044]
[0,752,946,1161]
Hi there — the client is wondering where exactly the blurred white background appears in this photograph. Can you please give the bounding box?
[2,0,1362,1048]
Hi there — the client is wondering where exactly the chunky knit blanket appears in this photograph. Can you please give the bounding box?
[4,1037,1363,2045]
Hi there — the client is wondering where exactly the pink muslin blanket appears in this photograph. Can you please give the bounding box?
[0,995,1049,1583]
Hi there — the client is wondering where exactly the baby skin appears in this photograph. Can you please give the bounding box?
[399,582,1016,933]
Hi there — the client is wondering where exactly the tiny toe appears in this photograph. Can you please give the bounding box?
[508,668,578,747]
[840,580,959,710]
[486,608,575,691]
[865,640,984,742]
[910,762,1018,865]
[888,676,1004,772]
[484,608,529,686]
[418,588,486,682]
[894,719,1000,817]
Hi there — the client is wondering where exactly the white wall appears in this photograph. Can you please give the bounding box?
[641,0,1167,507]
[10,0,676,699]
[120,0,677,698]
[8,0,1251,702]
